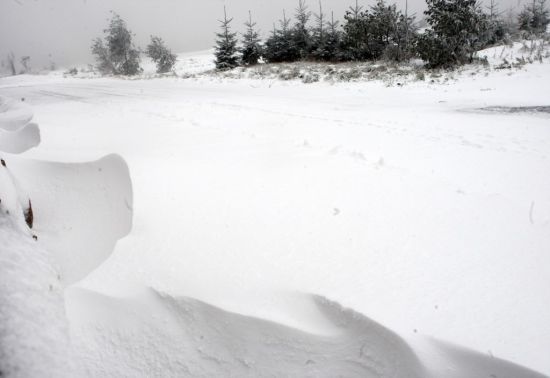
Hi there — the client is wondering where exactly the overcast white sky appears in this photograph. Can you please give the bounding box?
[1,0,526,69]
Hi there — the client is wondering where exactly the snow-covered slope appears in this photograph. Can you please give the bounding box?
[1,44,549,377]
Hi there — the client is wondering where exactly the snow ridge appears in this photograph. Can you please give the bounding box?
[67,288,425,377]
[65,287,547,378]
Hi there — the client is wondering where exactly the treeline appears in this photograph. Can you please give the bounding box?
[215,0,550,69]
[3,0,548,77]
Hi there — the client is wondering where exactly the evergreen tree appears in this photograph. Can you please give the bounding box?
[311,1,327,60]
[392,1,418,61]
[292,0,313,59]
[146,36,177,73]
[518,0,549,36]
[342,0,411,61]
[484,0,508,45]
[315,11,343,61]
[415,0,489,67]
[264,25,281,62]
[342,1,370,60]
[368,0,400,59]
[241,11,263,66]
[91,12,142,76]
[264,11,299,62]
[214,6,239,70]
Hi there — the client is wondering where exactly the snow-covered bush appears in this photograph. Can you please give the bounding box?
[19,56,31,74]
[146,36,177,73]
[91,12,142,76]
[6,52,16,76]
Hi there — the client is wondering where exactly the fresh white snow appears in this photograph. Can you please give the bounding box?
[1,44,549,377]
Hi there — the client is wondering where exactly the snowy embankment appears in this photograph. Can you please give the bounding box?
[0,96,132,376]
[1,42,550,377]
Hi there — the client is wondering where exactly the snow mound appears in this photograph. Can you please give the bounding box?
[0,212,74,378]
[1,96,132,285]
[0,96,34,132]
[6,154,133,285]
[0,96,40,153]
[0,153,74,377]
[1,95,134,376]
[0,122,40,153]
[66,288,425,377]
[421,338,548,378]
[477,40,549,66]
[65,287,547,378]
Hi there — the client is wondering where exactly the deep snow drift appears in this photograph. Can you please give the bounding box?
[1,43,550,377]
[0,97,132,376]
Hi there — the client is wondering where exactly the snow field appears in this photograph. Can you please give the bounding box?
[1,44,550,376]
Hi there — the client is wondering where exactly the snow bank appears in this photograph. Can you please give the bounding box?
[1,95,133,376]
[0,210,74,378]
[7,154,133,285]
[0,152,73,377]
[0,97,33,132]
[0,96,40,154]
[477,40,549,67]
[0,122,40,154]
[66,288,425,377]
[65,287,546,378]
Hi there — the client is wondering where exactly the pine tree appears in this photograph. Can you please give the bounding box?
[146,36,177,73]
[368,0,400,59]
[293,0,312,59]
[518,0,549,36]
[264,24,281,62]
[392,1,417,61]
[214,6,239,70]
[316,11,343,61]
[415,0,489,67]
[484,0,508,45]
[91,12,142,75]
[311,1,326,60]
[342,0,370,60]
[328,12,343,59]
[264,11,299,62]
[241,11,263,66]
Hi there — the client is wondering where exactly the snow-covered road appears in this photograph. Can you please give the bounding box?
[1,61,549,376]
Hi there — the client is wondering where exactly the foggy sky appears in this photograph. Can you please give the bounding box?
[1,0,526,70]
